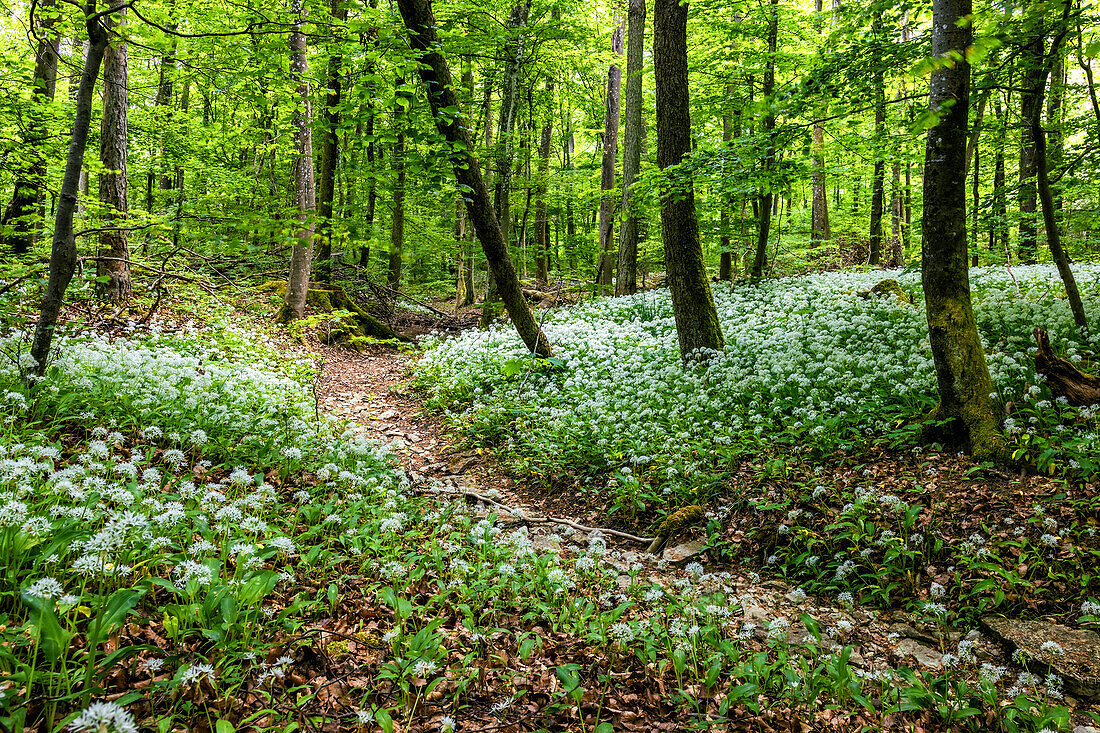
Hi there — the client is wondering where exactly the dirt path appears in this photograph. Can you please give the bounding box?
[310,345,1016,687]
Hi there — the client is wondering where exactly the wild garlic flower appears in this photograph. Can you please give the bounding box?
[70,701,139,733]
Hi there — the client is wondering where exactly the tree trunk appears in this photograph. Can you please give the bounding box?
[31,3,110,372]
[96,8,130,303]
[1034,328,1100,405]
[921,0,1003,460]
[534,80,554,288]
[617,0,644,295]
[868,26,885,267]
[809,0,830,246]
[481,0,532,327]
[2,0,60,255]
[1018,30,1043,264]
[396,0,551,357]
[719,88,734,281]
[280,0,316,324]
[654,0,724,359]
[316,0,347,283]
[1026,0,1087,333]
[597,13,625,292]
[388,79,406,290]
[751,0,779,281]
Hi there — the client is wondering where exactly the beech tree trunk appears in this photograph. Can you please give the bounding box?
[751,0,779,281]
[388,79,406,290]
[810,0,830,247]
[31,3,111,372]
[597,14,625,292]
[97,8,130,303]
[316,0,347,283]
[280,0,315,324]
[616,0,644,295]
[921,0,1003,460]
[654,0,724,359]
[481,0,532,327]
[534,81,554,288]
[396,0,551,357]
[2,0,60,255]
[1018,29,1043,264]
[868,23,885,267]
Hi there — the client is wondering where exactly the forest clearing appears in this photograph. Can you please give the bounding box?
[3,0,1100,729]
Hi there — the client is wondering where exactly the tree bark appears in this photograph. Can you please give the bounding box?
[280,0,315,323]
[30,3,111,372]
[316,0,347,283]
[654,0,724,359]
[616,0,644,295]
[1018,29,1043,264]
[396,0,551,357]
[597,13,625,291]
[810,0,830,247]
[534,80,554,288]
[868,18,885,267]
[2,0,60,255]
[481,0,532,327]
[921,0,1003,460]
[388,79,406,290]
[751,0,779,281]
[97,7,130,303]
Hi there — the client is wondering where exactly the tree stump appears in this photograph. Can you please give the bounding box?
[1034,327,1100,406]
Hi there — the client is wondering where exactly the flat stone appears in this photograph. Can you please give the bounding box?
[447,456,478,474]
[895,638,943,671]
[531,535,562,553]
[1073,727,1099,733]
[604,550,645,574]
[662,540,706,565]
[981,617,1100,700]
[742,605,771,624]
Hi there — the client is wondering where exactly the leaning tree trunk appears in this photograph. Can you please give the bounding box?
[1034,328,1100,405]
[396,0,551,357]
[1026,0,1088,334]
[597,14,625,292]
[2,0,60,255]
[654,0,724,359]
[279,0,316,324]
[921,0,1003,461]
[97,7,130,303]
[30,3,111,372]
[616,0,644,296]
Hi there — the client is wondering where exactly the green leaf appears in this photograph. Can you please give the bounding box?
[216,721,237,733]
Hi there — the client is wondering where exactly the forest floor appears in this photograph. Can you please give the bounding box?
[306,339,1100,731]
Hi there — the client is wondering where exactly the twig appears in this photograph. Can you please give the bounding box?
[418,484,655,544]
[0,269,44,297]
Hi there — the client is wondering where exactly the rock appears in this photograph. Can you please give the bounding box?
[742,605,771,624]
[447,456,478,474]
[616,575,632,591]
[981,617,1100,700]
[1072,726,1098,733]
[895,638,944,671]
[662,540,706,565]
[604,551,645,574]
[531,534,562,553]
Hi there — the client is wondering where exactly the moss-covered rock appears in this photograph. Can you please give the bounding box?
[856,278,913,305]
[647,504,704,554]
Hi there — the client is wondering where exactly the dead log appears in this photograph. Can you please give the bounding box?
[1034,327,1100,405]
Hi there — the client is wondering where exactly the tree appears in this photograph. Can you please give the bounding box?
[616,0,644,296]
[750,0,778,281]
[315,0,348,283]
[654,0,723,359]
[388,78,407,289]
[395,0,552,357]
[810,0,830,247]
[920,0,1002,460]
[97,5,130,302]
[30,1,113,371]
[279,0,315,323]
[1,0,60,255]
[597,12,625,292]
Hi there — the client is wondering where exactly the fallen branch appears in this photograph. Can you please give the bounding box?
[0,269,44,297]
[417,484,655,544]
[1034,327,1100,405]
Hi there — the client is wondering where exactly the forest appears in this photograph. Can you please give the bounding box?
[3,0,1100,728]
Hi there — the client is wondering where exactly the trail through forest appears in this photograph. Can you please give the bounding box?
[309,344,1017,720]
